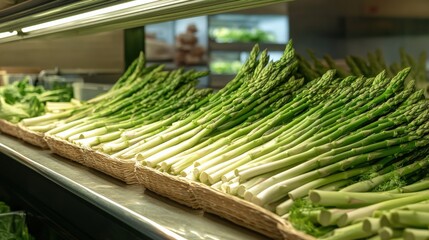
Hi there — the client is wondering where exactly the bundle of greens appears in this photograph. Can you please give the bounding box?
[0,202,33,240]
[210,27,275,43]
[0,77,73,123]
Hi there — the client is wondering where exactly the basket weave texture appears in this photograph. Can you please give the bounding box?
[29,135,315,240]
[84,149,138,184]
[0,120,21,139]
[18,124,49,149]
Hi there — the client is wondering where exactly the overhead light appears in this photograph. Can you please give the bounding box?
[0,31,17,39]
[22,0,159,33]
[0,0,289,44]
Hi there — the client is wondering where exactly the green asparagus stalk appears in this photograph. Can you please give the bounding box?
[310,190,429,209]
[379,226,403,240]
[390,210,429,228]
[337,192,429,227]
[403,228,429,240]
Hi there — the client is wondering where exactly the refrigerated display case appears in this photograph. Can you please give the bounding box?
[208,11,289,88]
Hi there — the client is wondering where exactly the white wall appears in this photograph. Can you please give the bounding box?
[0,30,124,71]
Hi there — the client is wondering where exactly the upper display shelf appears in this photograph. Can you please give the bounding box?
[0,0,291,44]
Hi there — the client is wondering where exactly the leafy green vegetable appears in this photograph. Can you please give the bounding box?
[0,77,73,123]
[373,173,406,192]
[210,60,242,74]
[289,199,333,237]
[0,202,32,240]
[0,96,30,122]
[210,27,275,43]
[0,203,10,214]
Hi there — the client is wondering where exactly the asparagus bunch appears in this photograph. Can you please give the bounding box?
[287,152,429,239]
[20,52,147,131]
[49,74,213,149]
[309,189,429,240]
[112,42,306,171]
[303,47,428,95]
[23,53,214,148]
[215,70,426,206]
[45,41,315,178]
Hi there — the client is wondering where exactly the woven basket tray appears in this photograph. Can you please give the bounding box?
[135,165,201,209]
[44,135,86,165]
[84,150,138,184]
[17,124,49,149]
[0,119,21,139]
[192,182,313,240]
[134,165,313,239]
[43,136,313,239]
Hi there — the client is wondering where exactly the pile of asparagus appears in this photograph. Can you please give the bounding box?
[19,41,429,239]
[289,153,429,239]
[281,48,429,239]
[22,53,213,137]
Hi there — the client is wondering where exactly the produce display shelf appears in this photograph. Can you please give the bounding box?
[0,133,264,240]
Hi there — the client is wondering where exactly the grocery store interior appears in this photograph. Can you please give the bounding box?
[0,0,428,239]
